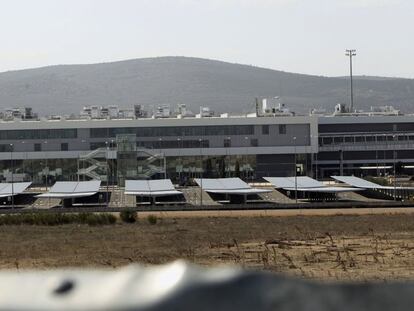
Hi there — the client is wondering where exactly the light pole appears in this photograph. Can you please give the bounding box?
[21,141,26,181]
[293,136,298,204]
[309,135,314,179]
[339,149,344,176]
[383,134,387,177]
[77,154,80,182]
[244,136,249,180]
[311,135,319,180]
[226,136,231,177]
[345,49,356,112]
[105,141,109,208]
[393,134,397,201]
[158,138,166,178]
[80,139,87,181]
[10,143,14,210]
[110,139,115,194]
[199,138,203,206]
[177,138,182,182]
[43,141,48,189]
[77,139,87,182]
[43,141,50,208]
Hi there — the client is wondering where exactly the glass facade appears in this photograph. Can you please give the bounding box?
[1,158,78,184]
[166,155,257,183]
[0,119,315,183]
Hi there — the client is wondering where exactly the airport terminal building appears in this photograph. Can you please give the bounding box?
[0,104,412,186]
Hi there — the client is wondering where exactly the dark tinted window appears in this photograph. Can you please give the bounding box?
[0,144,12,152]
[319,123,393,133]
[90,125,254,138]
[250,138,258,147]
[0,129,77,140]
[61,143,69,151]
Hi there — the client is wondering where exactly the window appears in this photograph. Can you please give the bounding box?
[322,137,333,145]
[0,129,77,140]
[34,143,41,151]
[61,143,69,151]
[224,138,231,148]
[344,136,354,143]
[279,124,286,134]
[250,138,258,147]
[262,125,269,135]
[377,135,386,142]
[136,139,210,149]
[0,144,12,152]
[90,125,255,138]
[199,139,209,148]
[90,142,107,149]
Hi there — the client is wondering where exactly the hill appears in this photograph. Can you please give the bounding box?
[0,56,413,115]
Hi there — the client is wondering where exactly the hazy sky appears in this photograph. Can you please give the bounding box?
[0,0,413,77]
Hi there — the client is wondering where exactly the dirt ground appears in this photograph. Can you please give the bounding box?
[1,209,414,282]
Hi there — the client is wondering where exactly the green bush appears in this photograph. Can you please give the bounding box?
[120,210,138,223]
[0,213,117,226]
[147,214,158,225]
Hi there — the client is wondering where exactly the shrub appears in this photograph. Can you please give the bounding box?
[105,214,117,225]
[147,214,158,225]
[0,213,117,226]
[120,210,138,223]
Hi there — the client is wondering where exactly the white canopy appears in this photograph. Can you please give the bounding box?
[264,177,362,193]
[125,179,182,197]
[264,177,325,189]
[332,176,414,190]
[0,182,32,198]
[36,180,101,199]
[194,178,271,195]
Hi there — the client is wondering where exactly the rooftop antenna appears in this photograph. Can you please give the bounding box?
[345,49,356,112]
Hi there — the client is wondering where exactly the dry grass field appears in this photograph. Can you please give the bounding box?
[1,209,414,282]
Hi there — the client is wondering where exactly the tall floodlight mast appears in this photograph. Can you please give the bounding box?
[345,49,356,112]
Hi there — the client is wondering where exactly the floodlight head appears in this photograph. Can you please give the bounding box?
[345,49,357,56]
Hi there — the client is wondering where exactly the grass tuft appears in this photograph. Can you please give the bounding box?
[147,214,158,225]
